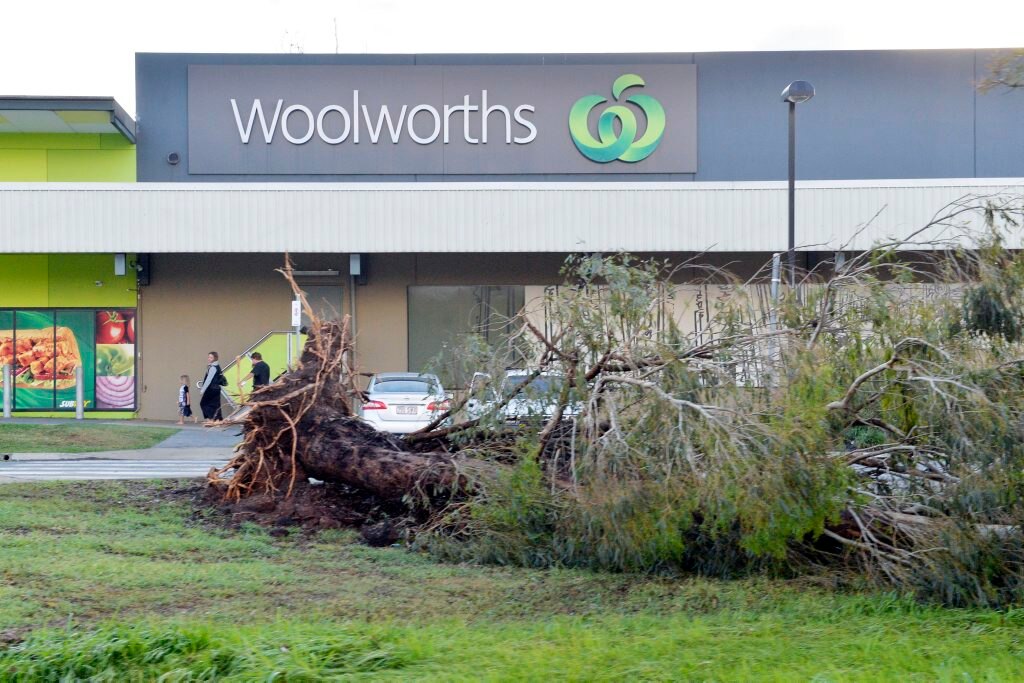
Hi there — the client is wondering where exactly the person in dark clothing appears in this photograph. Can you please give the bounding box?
[239,351,271,396]
[198,351,225,421]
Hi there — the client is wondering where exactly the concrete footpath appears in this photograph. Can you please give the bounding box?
[0,459,229,482]
[0,419,240,481]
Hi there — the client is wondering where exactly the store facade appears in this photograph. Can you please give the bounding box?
[0,98,140,416]
[2,50,1023,420]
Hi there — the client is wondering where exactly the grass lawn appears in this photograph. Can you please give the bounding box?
[1,480,1023,681]
[0,423,178,453]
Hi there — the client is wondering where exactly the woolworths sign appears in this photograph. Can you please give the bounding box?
[187,64,696,175]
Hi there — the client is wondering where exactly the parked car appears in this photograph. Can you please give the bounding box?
[359,372,450,434]
[466,369,582,425]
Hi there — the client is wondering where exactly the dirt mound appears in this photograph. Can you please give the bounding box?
[202,480,411,545]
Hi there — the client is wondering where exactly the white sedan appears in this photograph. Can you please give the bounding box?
[359,372,450,434]
[466,369,581,425]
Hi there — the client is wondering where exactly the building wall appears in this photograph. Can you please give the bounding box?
[0,131,137,417]
[0,255,136,308]
[136,49,1024,183]
[0,254,138,418]
[0,133,135,181]
[138,253,346,419]
[139,252,568,419]
[136,251,775,420]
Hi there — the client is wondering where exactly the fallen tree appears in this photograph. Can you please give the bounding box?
[210,196,1024,606]
[210,311,488,510]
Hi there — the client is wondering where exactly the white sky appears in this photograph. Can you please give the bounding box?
[4,0,1023,116]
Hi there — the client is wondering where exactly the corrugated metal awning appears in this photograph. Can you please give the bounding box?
[0,179,1020,254]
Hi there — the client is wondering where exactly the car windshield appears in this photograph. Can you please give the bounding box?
[503,375,562,398]
[372,379,437,394]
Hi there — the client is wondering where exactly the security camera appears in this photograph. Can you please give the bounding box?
[166,152,180,165]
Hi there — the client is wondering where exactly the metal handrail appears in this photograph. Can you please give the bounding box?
[221,329,296,374]
[219,330,303,408]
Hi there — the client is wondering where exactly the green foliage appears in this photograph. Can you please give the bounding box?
[962,281,1022,341]
[457,452,561,568]
[960,246,1024,343]
[843,425,887,449]
[978,48,1024,91]
[557,480,700,572]
[424,213,1024,607]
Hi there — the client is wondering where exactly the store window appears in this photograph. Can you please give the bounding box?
[407,286,525,387]
[0,308,137,412]
[299,284,344,329]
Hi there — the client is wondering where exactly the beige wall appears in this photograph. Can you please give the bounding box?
[137,251,794,420]
[138,253,346,420]
[353,254,411,379]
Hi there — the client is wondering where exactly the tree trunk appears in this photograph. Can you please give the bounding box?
[293,408,484,503]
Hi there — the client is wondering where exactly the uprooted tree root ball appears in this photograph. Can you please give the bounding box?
[201,480,410,544]
[208,264,497,542]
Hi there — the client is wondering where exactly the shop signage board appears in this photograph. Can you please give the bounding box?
[187,64,697,175]
[0,309,137,412]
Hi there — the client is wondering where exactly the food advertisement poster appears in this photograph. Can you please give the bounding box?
[95,310,136,410]
[0,308,136,412]
[55,311,96,411]
[11,310,56,410]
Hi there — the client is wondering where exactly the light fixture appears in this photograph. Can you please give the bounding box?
[781,80,815,104]
[292,269,340,277]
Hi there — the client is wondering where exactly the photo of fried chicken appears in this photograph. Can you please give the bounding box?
[0,327,81,388]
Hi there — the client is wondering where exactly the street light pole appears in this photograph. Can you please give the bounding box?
[781,80,815,289]
[788,100,796,288]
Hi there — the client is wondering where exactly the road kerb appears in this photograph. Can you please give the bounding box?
[2,447,235,462]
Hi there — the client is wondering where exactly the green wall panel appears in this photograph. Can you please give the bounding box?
[47,149,135,182]
[0,255,136,308]
[0,133,101,150]
[0,150,47,181]
[48,255,137,307]
[0,255,49,306]
[0,132,135,181]
[100,134,135,150]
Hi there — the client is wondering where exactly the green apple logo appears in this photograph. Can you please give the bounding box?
[569,74,666,163]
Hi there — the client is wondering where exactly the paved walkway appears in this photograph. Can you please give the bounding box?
[0,459,228,482]
[153,424,243,449]
[3,447,232,462]
[1,419,240,453]
[0,418,239,481]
